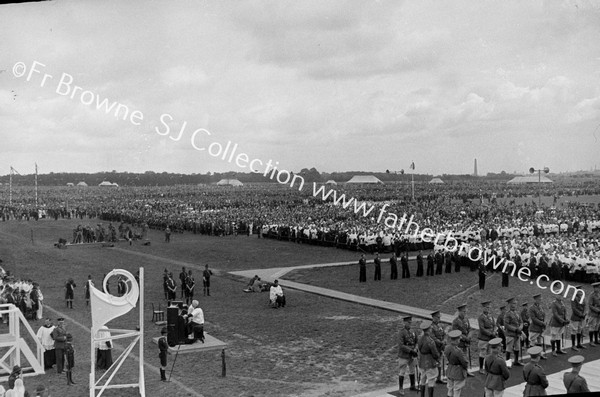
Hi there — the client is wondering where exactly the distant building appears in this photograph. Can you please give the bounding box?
[346,175,383,184]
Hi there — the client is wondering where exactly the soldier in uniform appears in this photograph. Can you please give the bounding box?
[166,273,177,301]
[588,281,600,345]
[390,252,398,280]
[431,311,447,384]
[528,294,548,359]
[477,301,496,374]
[520,302,531,348]
[203,264,213,296]
[178,267,187,299]
[452,304,474,376]
[569,286,586,351]
[158,327,168,382]
[373,252,381,281]
[435,250,444,275]
[417,320,440,397]
[504,297,524,366]
[445,330,468,397]
[522,346,548,396]
[358,254,367,283]
[563,355,590,393]
[496,305,507,353]
[397,316,419,395]
[51,318,67,373]
[483,338,510,397]
[549,295,568,356]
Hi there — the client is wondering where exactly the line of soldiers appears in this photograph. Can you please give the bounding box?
[398,281,600,396]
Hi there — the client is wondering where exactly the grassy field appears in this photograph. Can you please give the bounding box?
[0,217,597,397]
[0,219,397,397]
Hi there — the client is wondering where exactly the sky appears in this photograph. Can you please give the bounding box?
[1,0,600,176]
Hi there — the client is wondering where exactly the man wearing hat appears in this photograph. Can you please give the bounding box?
[528,294,547,359]
[569,286,586,351]
[417,320,440,397]
[445,330,468,397]
[483,338,510,397]
[478,301,496,374]
[563,355,590,393]
[397,316,419,395]
[496,305,507,353]
[504,297,524,366]
[549,295,568,356]
[520,302,531,349]
[158,327,168,382]
[51,317,67,373]
[588,281,600,345]
[8,364,21,389]
[358,254,367,283]
[431,311,447,384]
[522,346,548,396]
[452,304,474,376]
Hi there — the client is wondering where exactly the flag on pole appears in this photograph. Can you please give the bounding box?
[410,161,415,170]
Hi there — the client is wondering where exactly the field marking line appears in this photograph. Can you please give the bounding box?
[44,305,205,397]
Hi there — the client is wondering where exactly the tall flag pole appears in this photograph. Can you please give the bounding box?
[35,163,38,207]
[10,166,22,206]
[410,161,415,201]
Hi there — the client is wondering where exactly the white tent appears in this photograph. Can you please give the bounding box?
[66,183,74,187]
[216,179,243,186]
[99,181,113,186]
[428,177,444,184]
[77,181,88,187]
[346,175,383,184]
[325,180,337,185]
[507,175,553,184]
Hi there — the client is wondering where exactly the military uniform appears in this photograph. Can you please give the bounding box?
[417,320,440,394]
[452,314,471,351]
[588,285,600,345]
[398,317,418,394]
[431,312,446,383]
[549,299,568,355]
[563,355,590,393]
[484,338,510,397]
[504,300,523,364]
[445,330,468,397]
[158,328,168,381]
[51,319,67,373]
[523,363,548,396]
[520,304,531,348]
[528,298,546,356]
[478,307,496,371]
[570,291,586,350]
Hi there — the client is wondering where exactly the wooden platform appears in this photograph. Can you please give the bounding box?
[151,332,227,354]
[504,357,600,396]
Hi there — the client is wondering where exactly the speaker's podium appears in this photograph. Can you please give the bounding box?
[152,303,228,376]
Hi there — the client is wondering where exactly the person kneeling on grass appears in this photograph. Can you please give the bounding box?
[269,280,285,308]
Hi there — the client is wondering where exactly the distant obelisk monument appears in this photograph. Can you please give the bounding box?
[474,158,478,177]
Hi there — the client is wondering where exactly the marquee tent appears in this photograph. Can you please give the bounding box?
[77,181,88,187]
[346,175,383,184]
[428,177,444,184]
[507,176,553,184]
[325,180,337,185]
[216,179,243,186]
